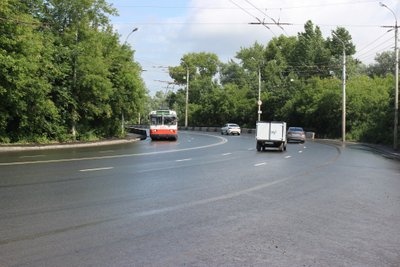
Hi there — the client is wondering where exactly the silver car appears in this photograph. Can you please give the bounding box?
[221,123,241,135]
[287,127,306,143]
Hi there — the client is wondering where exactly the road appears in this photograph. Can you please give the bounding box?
[0,131,399,266]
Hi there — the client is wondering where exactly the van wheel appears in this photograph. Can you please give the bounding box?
[256,142,261,152]
[279,143,284,152]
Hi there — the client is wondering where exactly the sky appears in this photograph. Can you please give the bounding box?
[108,0,400,96]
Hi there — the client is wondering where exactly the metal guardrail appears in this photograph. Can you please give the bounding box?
[178,126,257,134]
[126,125,316,140]
[125,125,147,140]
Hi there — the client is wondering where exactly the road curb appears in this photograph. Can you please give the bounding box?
[0,135,142,152]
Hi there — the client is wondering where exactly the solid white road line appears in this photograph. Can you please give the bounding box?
[0,132,227,166]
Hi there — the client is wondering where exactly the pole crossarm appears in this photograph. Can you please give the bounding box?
[249,22,292,26]
[154,80,178,85]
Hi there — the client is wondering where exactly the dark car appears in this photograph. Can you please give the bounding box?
[287,127,306,143]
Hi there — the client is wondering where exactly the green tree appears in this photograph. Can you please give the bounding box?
[346,75,392,143]
[367,51,395,77]
[280,77,342,137]
[0,0,61,142]
[290,20,331,79]
[169,52,220,125]
[45,0,146,139]
[327,27,356,58]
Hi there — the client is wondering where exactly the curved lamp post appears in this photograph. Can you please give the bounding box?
[124,27,138,44]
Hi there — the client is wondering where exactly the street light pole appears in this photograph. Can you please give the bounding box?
[184,63,189,128]
[251,57,262,121]
[380,2,398,150]
[122,27,139,134]
[257,65,261,121]
[332,32,346,143]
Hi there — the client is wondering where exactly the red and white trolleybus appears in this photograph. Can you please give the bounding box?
[149,109,178,140]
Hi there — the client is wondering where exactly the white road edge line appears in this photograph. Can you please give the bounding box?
[0,132,227,166]
[80,167,114,172]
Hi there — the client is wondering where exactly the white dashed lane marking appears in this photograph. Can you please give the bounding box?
[176,158,192,162]
[80,167,114,172]
[19,155,45,159]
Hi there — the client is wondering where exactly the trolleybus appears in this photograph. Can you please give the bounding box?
[149,109,178,140]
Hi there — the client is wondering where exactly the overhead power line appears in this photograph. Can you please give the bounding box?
[356,30,391,54]
[115,0,381,10]
[356,35,394,60]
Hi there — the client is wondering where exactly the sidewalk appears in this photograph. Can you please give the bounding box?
[362,143,400,160]
[316,139,400,161]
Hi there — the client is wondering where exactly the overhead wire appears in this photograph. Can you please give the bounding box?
[356,35,394,61]
[356,30,392,54]
[114,0,381,10]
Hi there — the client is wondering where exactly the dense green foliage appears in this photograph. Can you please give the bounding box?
[0,0,146,143]
[159,21,397,144]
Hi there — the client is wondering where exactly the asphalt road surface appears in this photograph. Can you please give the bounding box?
[0,131,399,266]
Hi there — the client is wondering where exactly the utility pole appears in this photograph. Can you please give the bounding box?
[380,2,399,150]
[332,32,346,143]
